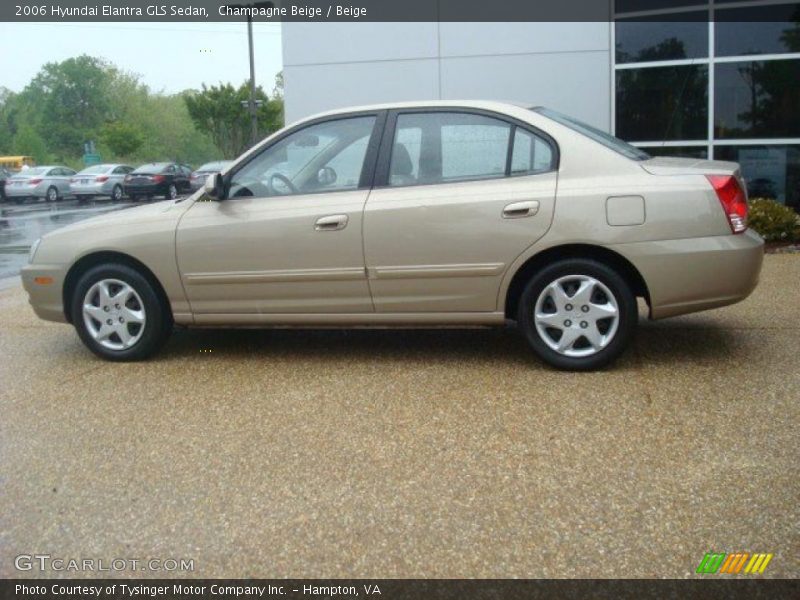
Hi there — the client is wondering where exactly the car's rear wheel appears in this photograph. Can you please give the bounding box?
[517,259,637,370]
[46,186,58,202]
[166,183,178,200]
[71,264,172,361]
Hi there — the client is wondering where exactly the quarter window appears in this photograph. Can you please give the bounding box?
[511,128,555,174]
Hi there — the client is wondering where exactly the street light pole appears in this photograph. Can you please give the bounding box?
[246,13,259,147]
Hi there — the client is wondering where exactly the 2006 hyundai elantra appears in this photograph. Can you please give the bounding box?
[22,101,763,370]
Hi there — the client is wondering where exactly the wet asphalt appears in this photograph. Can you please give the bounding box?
[0,253,797,578]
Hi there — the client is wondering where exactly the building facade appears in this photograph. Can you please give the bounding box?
[281,1,800,210]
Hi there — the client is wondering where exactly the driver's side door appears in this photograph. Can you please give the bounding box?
[176,113,383,316]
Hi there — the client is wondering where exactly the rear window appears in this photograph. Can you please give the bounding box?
[533,107,650,161]
[133,163,168,174]
[197,161,228,172]
[22,167,47,176]
[77,165,110,175]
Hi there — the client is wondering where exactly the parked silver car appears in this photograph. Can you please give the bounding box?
[70,164,134,202]
[189,161,233,191]
[5,166,77,204]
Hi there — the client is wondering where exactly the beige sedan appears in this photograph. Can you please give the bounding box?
[21,101,763,370]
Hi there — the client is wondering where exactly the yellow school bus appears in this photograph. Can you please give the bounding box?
[0,156,36,170]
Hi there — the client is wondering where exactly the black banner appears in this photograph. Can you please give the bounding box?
[2,0,797,22]
[2,579,799,600]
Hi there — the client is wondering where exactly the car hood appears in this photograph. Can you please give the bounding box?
[42,198,193,241]
[640,156,740,176]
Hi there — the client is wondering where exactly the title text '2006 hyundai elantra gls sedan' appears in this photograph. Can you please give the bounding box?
[21,101,763,370]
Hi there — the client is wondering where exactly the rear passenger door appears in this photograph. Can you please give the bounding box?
[363,109,558,313]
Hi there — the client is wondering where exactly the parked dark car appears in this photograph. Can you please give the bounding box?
[0,167,12,201]
[189,160,233,191]
[123,163,191,201]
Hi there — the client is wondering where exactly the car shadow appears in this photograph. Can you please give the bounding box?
[156,317,742,369]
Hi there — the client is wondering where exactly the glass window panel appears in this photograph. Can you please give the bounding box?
[389,112,511,187]
[637,145,708,158]
[716,4,800,56]
[616,16,708,63]
[615,0,706,14]
[714,60,800,139]
[616,65,708,141]
[229,116,376,197]
[715,145,800,211]
[510,128,555,174]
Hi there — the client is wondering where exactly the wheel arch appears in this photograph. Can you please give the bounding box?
[503,244,650,320]
[62,251,172,324]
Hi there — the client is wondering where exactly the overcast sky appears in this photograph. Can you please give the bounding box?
[0,22,284,94]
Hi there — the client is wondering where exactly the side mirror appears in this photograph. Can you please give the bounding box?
[204,173,224,200]
[317,166,337,186]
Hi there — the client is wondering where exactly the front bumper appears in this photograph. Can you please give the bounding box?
[611,229,764,319]
[21,263,69,323]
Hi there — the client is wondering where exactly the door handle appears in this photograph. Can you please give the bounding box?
[502,200,540,219]
[315,214,349,231]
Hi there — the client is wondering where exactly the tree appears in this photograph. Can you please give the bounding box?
[184,81,283,158]
[12,124,49,163]
[25,55,114,157]
[101,122,144,157]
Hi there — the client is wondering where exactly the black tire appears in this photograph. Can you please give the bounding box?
[111,185,123,202]
[166,183,178,200]
[70,263,173,361]
[517,259,637,371]
[46,186,59,203]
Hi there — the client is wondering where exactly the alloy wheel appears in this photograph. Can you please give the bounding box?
[533,274,620,358]
[82,279,146,350]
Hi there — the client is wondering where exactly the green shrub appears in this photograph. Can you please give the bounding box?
[747,197,800,242]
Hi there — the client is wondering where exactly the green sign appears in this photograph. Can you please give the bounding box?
[83,153,101,165]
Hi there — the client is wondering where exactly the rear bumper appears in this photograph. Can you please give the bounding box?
[124,184,165,196]
[610,229,764,319]
[5,184,44,198]
[71,182,112,195]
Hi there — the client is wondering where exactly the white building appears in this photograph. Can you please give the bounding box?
[282,6,800,211]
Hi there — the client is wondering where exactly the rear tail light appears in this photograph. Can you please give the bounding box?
[124,175,132,182]
[28,178,42,185]
[190,173,199,179]
[95,176,109,182]
[706,174,748,234]
[152,175,165,183]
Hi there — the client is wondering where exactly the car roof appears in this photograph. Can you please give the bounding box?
[299,100,533,122]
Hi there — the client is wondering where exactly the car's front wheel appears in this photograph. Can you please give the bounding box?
[166,184,178,200]
[111,185,123,201]
[71,264,172,361]
[517,259,637,370]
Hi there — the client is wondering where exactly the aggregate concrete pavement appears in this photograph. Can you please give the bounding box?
[0,256,798,579]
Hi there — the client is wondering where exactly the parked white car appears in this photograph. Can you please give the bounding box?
[70,164,134,202]
[5,166,77,204]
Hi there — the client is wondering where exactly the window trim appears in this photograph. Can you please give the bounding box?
[222,110,388,201]
[372,107,560,190]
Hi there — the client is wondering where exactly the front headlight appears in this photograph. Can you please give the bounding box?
[29,238,42,263]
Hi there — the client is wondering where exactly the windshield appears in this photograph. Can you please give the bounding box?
[77,165,110,175]
[533,107,650,161]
